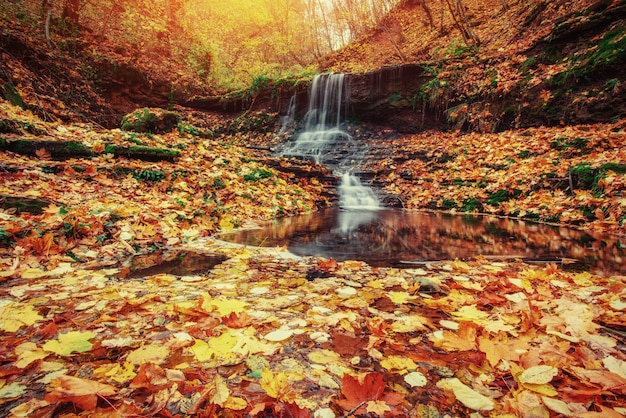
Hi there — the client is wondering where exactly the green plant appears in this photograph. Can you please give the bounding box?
[213,177,226,189]
[486,189,512,206]
[601,78,619,92]
[519,57,537,74]
[549,137,589,151]
[243,168,273,182]
[0,228,11,246]
[444,38,477,57]
[461,198,483,212]
[517,150,532,159]
[2,83,25,109]
[177,122,199,137]
[440,199,458,210]
[132,169,167,183]
[390,92,403,106]
[569,163,625,193]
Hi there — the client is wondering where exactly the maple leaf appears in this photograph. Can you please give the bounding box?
[43,331,95,356]
[367,399,391,415]
[0,303,43,332]
[336,372,404,414]
[91,142,106,153]
[45,375,117,410]
[260,368,298,403]
[478,333,528,367]
[318,258,338,271]
[221,311,253,328]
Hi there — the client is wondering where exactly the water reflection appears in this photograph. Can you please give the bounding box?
[219,209,626,275]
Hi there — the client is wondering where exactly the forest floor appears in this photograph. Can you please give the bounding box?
[1,100,626,417]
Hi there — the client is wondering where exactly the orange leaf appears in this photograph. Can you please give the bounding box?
[221,311,253,328]
[45,375,117,411]
[318,258,338,272]
[478,333,526,367]
[337,372,386,413]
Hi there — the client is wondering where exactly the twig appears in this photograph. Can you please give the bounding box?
[568,164,575,196]
[340,401,367,418]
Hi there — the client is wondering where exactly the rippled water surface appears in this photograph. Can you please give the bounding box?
[220,208,626,275]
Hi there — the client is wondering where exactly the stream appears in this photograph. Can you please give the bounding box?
[219,208,626,274]
[223,73,626,275]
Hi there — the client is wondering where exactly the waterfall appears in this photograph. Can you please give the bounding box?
[279,73,380,210]
[277,95,296,136]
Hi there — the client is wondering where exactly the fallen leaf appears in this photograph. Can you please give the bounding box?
[45,375,117,410]
[519,365,559,385]
[43,331,95,356]
[436,377,495,411]
[260,368,298,403]
[0,302,44,332]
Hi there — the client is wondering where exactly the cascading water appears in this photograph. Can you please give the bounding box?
[279,73,380,210]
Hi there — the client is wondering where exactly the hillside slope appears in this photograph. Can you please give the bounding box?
[322,0,601,71]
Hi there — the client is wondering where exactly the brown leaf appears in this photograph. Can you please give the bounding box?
[35,147,51,160]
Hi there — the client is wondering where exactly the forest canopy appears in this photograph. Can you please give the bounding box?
[2,0,400,89]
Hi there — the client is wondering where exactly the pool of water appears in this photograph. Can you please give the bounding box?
[219,208,626,275]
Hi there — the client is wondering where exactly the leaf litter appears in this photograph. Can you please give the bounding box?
[0,101,625,416]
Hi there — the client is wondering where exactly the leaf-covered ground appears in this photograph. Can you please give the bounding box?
[1,101,626,417]
[365,121,626,235]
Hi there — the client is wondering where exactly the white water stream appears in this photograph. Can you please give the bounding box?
[279,73,380,210]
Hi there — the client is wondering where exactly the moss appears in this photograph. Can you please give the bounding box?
[243,168,273,182]
[63,141,94,156]
[1,83,25,109]
[121,108,180,133]
[104,144,180,161]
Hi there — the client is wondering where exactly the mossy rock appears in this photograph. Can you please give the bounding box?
[121,108,180,134]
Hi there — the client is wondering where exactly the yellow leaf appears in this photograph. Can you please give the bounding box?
[260,368,297,402]
[541,396,579,416]
[101,362,136,384]
[210,375,230,406]
[15,342,49,368]
[264,329,293,342]
[190,339,213,362]
[0,382,27,399]
[21,268,48,279]
[436,378,495,411]
[366,400,391,414]
[522,382,558,396]
[380,356,417,374]
[388,291,414,304]
[219,215,235,231]
[190,331,255,366]
[451,305,489,323]
[518,365,558,385]
[0,303,43,332]
[43,331,95,356]
[308,349,341,364]
[224,396,248,410]
[211,298,248,316]
[391,314,430,333]
[366,280,384,289]
[126,343,169,365]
